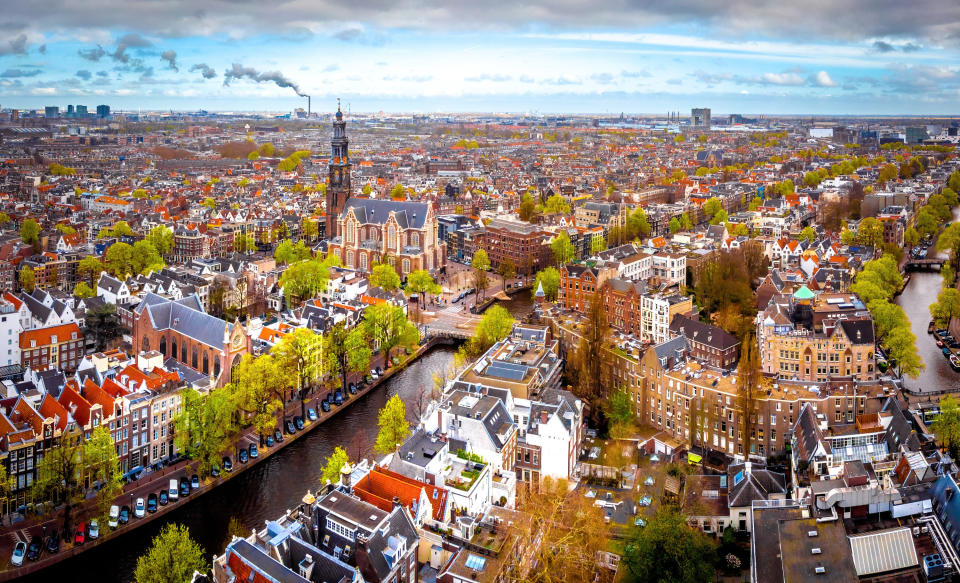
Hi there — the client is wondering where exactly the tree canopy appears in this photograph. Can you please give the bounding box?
[374,394,410,455]
[134,523,208,583]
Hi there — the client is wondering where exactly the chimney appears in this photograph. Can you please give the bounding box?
[392,496,402,509]
[340,462,353,490]
[540,410,549,424]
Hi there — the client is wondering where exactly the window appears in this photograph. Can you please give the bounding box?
[326,518,356,541]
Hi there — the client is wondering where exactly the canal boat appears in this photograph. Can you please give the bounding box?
[943,346,952,358]
[930,320,937,334]
[951,354,960,371]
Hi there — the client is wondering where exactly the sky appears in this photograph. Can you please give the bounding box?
[0,1,958,115]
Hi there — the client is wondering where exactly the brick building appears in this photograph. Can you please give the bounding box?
[669,313,740,370]
[19,322,83,371]
[482,218,551,277]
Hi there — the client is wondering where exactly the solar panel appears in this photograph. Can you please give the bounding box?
[465,554,486,571]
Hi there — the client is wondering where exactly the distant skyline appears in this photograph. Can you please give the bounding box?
[0,1,958,114]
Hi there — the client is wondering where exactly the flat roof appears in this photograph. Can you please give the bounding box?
[848,527,918,577]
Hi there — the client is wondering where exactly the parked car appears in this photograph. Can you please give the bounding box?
[109,505,120,528]
[11,541,26,567]
[45,534,59,554]
[265,435,275,447]
[88,520,100,540]
[147,494,158,514]
[169,479,179,501]
[334,391,343,406]
[274,429,283,443]
[191,474,200,490]
[223,456,233,472]
[294,416,304,431]
[348,383,357,395]
[135,498,145,518]
[307,408,317,421]
[211,465,220,478]
[375,367,383,376]
[321,400,331,413]
[158,490,168,506]
[25,535,42,561]
[238,449,249,464]
[249,443,259,459]
[119,506,130,524]
[370,369,379,380]
[286,420,297,434]
[75,523,87,545]
[179,477,190,497]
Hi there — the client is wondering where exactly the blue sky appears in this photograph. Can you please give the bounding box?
[0,1,958,114]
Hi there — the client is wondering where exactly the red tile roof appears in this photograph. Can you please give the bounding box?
[58,382,92,427]
[38,394,70,432]
[19,323,82,349]
[354,466,448,522]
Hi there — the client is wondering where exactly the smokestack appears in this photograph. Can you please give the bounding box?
[307,95,311,117]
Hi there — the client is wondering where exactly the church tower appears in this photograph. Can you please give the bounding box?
[327,102,351,238]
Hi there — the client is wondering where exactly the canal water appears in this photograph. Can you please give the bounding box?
[23,346,457,583]
[492,289,536,319]
[895,206,960,394]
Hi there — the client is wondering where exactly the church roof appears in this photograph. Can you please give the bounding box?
[342,199,429,229]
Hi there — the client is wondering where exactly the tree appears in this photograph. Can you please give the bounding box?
[104,242,135,278]
[73,281,95,298]
[272,328,322,422]
[233,354,285,442]
[738,334,761,458]
[274,239,312,266]
[550,231,576,266]
[543,194,571,215]
[32,426,85,540]
[621,507,717,583]
[497,258,517,288]
[703,197,722,220]
[0,212,10,225]
[85,425,123,521]
[364,303,419,363]
[856,217,884,248]
[884,327,924,379]
[18,266,34,293]
[931,289,960,326]
[405,269,441,308]
[468,305,514,355]
[325,323,372,395]
[605,386,634,438]
[625,206,651,239]
[590,235,607,254]
[518,192,538,222]
[569,291,612,424]
[134,523,208,583]
[799,226,815,242]
[234,232,256,253]
[471,249,491,304]
[302,218,319,241]
[933,395,960,460]
[374,394,410,455]
[669,217,682,233]
[20,218,40,246]
[173,387,239,476]
[532,267,561,302]
[878,163,899,184]
[680,212,693,230]
[85,303,126,351]
[904,226,920,247]
[78,255,104,286]
[710,208,728,226]
[146,225,174,255]
[321,446,350,485]
[55,223,76,235]
[131,240,164,275]
[279,253,340,306]
[916,208,939,239]
[369,263,401,291]
[509,477,611,583]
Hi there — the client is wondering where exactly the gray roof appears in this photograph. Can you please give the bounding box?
[342,199,429,229]
[137,293,231,349]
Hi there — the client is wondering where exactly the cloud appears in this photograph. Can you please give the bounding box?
[873,39,924,53]
[116,32,152,48]
[873,40,896,53]
[811,70,837,87]
[76,69,92,80]
[465,73,513,82]
[321,64,339,73]
[160,49,178,71]
[78,45,106,61]
[0,68,41,78]
[223,63,305,96]
[110,44,131,63]
[37,44,46,54]
[189,63,216,79]
[760,72,804,85]
[0,34,28,56]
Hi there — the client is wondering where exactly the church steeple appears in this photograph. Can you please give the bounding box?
[327,100,351,238]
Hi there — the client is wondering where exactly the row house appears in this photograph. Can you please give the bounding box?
[19,322,84,372]
[669,313,741,370]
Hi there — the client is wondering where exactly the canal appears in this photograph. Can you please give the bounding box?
[23,346,458,583]
[895,205,960,394]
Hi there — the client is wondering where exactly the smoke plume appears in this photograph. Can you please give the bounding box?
[223,63,306,96]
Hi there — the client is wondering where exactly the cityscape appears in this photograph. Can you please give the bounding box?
[0,2,959,583]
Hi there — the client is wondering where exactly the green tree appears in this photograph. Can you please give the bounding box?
[131,240,164,275]
[622,507,717,583]
[550,231,576,266]
[104,242,134,278]
[18,266,34,293]
[85,425,123,521]
[0,212,9,225]
[799,226,816,242]
[933,395,960,460]
[710,209,728,226]
[369,263,401,291]
[703,197,722,220]
[904,226,920,247]
[680,212,693,230]
[363,303,419,363]
[56,223,76,235]
[279,253,340,306]
[856,217,884,248]
[173,387,239,476]
[234,232,257,253]
[543,194,571,215]
[605,386,634,438]
[302,218,319,241]
[625,206,652,239]
[321,446,351,485]
[518,192,538,222]
[405,269,441,307]
[669,217,682,233]
[274,239,312,266]
[884,326,924,379]
[78,255,104,286]
[32,426,85,540]
[374,394,410,455]
[471,249,491,304]
[233,354,284,441]
[532,267,561,302]
[916,207,939,238]
[146,225,173,255]
[389,183,406,199]
[271,328,322,422]
[497,258,517,287]
[590,235,607,254]
[134,523,208,583]
[469,305,514,355]
[20,218,40,246]
[325,323,373,394]
[878,163,899,184]
[73,281,95,298]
